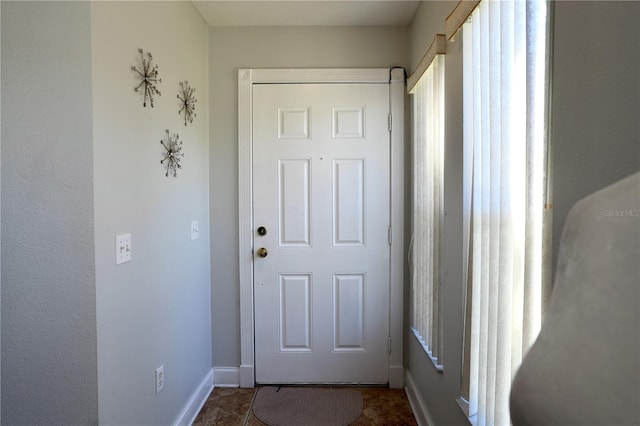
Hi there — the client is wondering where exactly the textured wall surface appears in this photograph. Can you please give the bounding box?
[408,1,452,73]
[0,3,3,422]
[1,2,98,424]
[551,1,640,269]
[92,2,211,424]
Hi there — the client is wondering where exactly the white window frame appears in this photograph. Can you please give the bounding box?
[407,34,446,370]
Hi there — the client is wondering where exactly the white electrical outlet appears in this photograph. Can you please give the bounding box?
[191,220,199,240]
[115,233,132,265]
[155,365,164,394]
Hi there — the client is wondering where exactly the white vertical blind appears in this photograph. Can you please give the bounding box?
[410,54,445,368]
[463,0,548,424]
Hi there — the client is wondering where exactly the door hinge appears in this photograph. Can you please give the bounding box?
[388,337,392,354]
[388,226,392,245]
[388,113,392,132]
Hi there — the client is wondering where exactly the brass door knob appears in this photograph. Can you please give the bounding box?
[257,247,268,258]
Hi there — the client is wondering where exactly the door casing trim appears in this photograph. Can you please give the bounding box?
[238,68,405,388]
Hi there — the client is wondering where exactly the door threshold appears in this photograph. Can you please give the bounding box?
[255,383,390,388]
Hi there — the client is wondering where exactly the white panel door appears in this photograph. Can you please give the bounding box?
[253,83,390,384]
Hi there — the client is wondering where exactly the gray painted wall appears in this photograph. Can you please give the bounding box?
[405,1,640,425]
[209,26,409,368]
[1,2,211,424]
[1,2,98,424]
[551,1,640,267]
[0,2,3,422]
[92,2,211,424]
[408,1,451,71]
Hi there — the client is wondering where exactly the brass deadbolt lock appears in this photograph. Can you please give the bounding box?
[257,226,267,236]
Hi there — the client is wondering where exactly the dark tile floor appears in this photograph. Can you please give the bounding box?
[194,386,418,425]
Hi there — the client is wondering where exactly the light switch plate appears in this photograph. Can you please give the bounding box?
[191,220,199,240]
[116,233,132,265]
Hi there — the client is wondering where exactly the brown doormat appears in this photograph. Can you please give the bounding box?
[252,387,363,426]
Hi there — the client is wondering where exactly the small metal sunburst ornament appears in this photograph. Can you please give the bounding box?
[131,48,162,107]
[160,129,184,177]
[177,81,197,126]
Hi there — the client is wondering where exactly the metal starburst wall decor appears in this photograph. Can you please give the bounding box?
[177,81,197,126]
[160,129,184,177]
[131,48,162,107]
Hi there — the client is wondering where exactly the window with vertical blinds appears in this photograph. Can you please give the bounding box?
[458,0,550,424]
[409,51,445,370]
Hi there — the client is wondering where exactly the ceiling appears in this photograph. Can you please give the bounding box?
[192,1,421,27]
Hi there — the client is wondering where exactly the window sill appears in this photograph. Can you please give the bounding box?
[411,328,443,373]
[456,397,475,425]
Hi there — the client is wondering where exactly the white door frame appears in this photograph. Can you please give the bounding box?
[237,68,405,388]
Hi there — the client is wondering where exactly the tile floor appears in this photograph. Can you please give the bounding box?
[194,386,418,425]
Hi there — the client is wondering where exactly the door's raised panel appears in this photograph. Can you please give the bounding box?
[278,159,311,247]
[278,107,310,140]
[333,274,365,351]
[333,159,365,246]
[332,107,364,139]
[279,274,312,352]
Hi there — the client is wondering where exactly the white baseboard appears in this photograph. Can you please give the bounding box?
[239,364,255,388]
[404,369,436,426]
[173,368,214,426]
[389,365,405,389]
[213,367,240,388]
[215,364,404,389]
